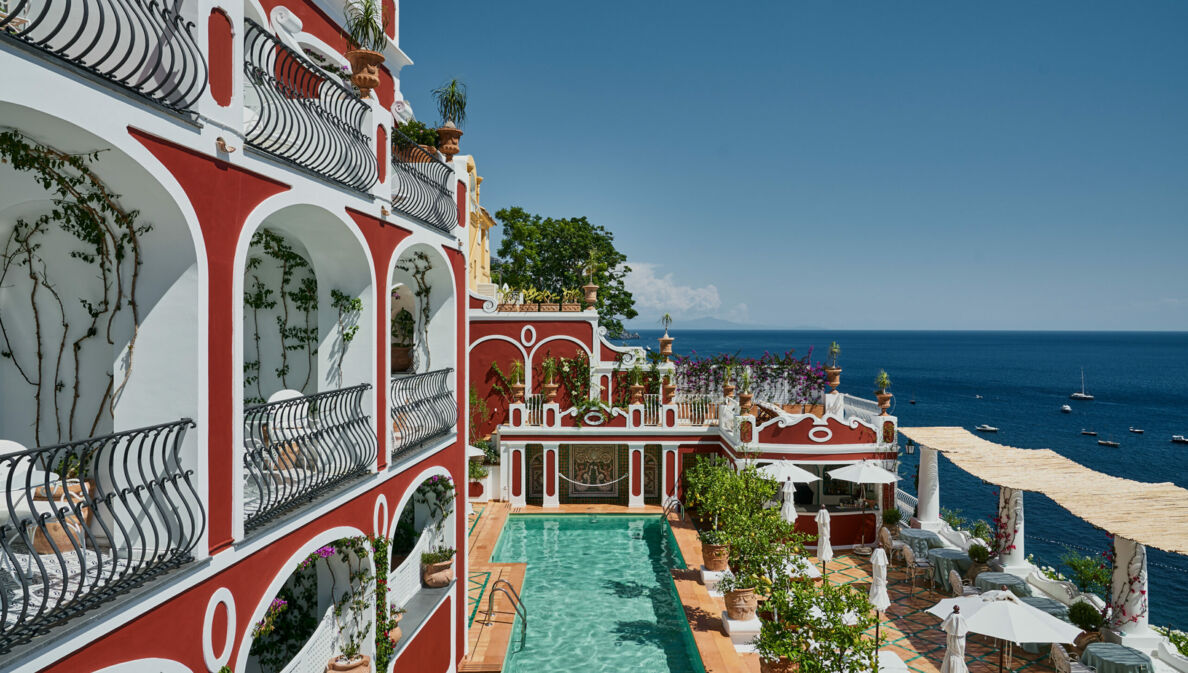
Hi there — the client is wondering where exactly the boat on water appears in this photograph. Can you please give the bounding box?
[1061,405,1072,413]
[1173,435,1188,445]
[1081,429,1097,436]
[975,394,983,399]
[1070,368,1094,400]
[1129,427,1144,434]
[975,424,998,433]
[1098,439,1120,448]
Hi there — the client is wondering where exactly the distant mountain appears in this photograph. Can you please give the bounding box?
[625,316,825,331]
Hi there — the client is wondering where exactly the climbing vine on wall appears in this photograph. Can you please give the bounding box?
[0,129,150,445]
[395,250,433,370]
[330,288,362,388]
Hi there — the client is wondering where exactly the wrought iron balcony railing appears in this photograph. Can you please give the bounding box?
[0,0,208,111]
[390,126,457,233]
[0,419,202,653]
[390,369,456,459]
[242,19,376,191]
[243,385,375,531]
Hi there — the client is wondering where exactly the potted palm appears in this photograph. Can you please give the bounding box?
[510,360,525,402]
[391,306,415,372]
[433,78,466,161]
[421,546,456,587]
[342,0,388,100]
[561,288,582,312]
[824,341,842,393]
[541,356,559,403]
[659,313,674,358]
[739,367,753,410]
[723,363,736,398]
[582,250,600,308]
[538,290,559,312]
[874,369,892,414]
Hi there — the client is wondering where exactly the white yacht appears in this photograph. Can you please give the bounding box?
[975,424,999,433]
[1172,435,1188,445]
[1061,405,1072,413]
[1070,368,1094,400]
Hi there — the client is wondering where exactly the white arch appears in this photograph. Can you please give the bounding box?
[232,524,372,673]
[526,335,593,391]
[91,660,195,673]
[385,464,454,542]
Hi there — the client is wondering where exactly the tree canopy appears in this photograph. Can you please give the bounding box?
[492,207,638,336]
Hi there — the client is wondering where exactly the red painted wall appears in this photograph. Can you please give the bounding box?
[512,449,522,497]
[545,450,555,497]
[207,10,234,106]
[794,511,877,547]
[394,596,453,673]
[376,125,387,184]
[631,450,642,496]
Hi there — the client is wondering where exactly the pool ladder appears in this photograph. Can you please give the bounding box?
[661,497,686,522]
[485,579,528,649]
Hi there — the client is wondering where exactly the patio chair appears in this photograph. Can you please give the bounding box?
[1071,631,1103,659]
[878,526,907,565]
[1051,643,1095,673]
[949,569,979,597]
[901,545,935,597]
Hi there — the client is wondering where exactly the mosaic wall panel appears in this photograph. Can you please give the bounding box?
[526,444,543,505]
[558,444,629,505]
[644,444,661,504]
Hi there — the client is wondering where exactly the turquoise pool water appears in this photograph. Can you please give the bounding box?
[491,515,705,673]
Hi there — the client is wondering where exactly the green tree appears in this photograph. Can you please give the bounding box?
[491,207,638,336]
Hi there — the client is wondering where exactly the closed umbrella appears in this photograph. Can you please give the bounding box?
[940,608,970,673]
[780,480,799,523]
[870,547,891,646]
[815,506,833,571]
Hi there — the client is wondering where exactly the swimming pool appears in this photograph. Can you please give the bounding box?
[491,514,705,673]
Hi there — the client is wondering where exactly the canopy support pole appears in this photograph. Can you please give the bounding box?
[916,445,942,531]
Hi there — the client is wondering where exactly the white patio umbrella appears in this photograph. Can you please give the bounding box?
[870,547,891,646]
[826,461,899,547]
[940,608,970,673]
[815,506,833,570]
[758,462,820,483]
[929,591,1081,673]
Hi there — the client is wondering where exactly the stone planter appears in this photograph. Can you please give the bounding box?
[724,383,736,398]
[739,392,753,409]
[327,654,370,673]
[724,587,758,621]
[344,49,383,98]
[520,303,539,312]
[662,383,676,404]
[395,143,438,163]
[760,657,798,673]
[629,384,644,405]
[582,283,599,306]
[539,303,559,312]
[659,335,674,357]
[511,382,525,403]
[876,391,893,414]
[543,382,559,403]
[824,366,842,392]
[561,302,581,312]
[702,543,729,571]
[423,559,454,588]
[391,345,412,372]
[436,125,463,161]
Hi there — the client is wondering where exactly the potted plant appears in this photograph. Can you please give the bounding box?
[386,606,407,645]
[966,540,991,579]
[718,570,761,621]
[393,120,440,162]
[723,363,736,398]
[874,369,892,414]
[390,305,415,372]
[659,313,675,358]
[510,360,525,402]
[739,367,753,409]
[662,372,677,404]
[433,78,466,161]
[582,249,600,308]
[422,546,456,587]
[881,507,903,536]
[628,365,645,404]
[497,286,518,312]
[541,356,559,403]
[561,288,582,312]
[342,0,388,99]
[538,290,560,312]
[520,287,541,312]
[699,529,730,572]
[1068,600,1105,633]
[824,341,842,392]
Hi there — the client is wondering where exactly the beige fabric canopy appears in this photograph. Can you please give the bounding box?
[899,427,1188,555]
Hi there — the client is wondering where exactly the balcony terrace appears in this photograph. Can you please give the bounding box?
[390,125,458,233]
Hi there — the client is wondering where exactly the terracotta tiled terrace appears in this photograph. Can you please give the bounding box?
[462,505,1057,673]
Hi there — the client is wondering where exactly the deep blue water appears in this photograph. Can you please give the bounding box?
[625,329,1188,630]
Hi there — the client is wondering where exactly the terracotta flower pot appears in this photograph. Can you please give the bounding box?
[511,382,525,403]
[702,543,729,571]
[423,559,454,588]
[582,283,599,306]
[659,336,674,357]
[629,384,644,405]
[391,344,412,372]
[876,391,893,415]
[387,613,404,645]
[739,392,753,410]
[327,654,370,673]
[539,303,559,312]
[344,49,384,98]
[760,657,798,673]
[396,143,437,163]
[824,366,842,392]
[436,125,463,161]
[520,303,539,312]
[561,303,581,312]
[498,303,515,312]
[542,382,559,403]
[662,383,676,404]
[723,384,736,398]
[32,478,95,554]
[724,587,758,621]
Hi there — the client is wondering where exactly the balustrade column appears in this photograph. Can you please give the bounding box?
[916,445,942,530]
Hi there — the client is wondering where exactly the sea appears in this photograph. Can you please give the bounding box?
[623,329,1188,630]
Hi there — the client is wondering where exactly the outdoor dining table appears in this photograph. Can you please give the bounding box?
[1018,595,1071,654]
[928,548,972,593]
[974,571,1032,597]
[899,527,944,558]
[1080,642,1155,673]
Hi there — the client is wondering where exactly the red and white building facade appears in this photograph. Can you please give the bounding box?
[0,0,471,670]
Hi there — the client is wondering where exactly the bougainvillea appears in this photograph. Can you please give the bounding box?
[673,350,825,405]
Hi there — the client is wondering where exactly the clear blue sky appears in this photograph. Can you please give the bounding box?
[399,1,1188,330]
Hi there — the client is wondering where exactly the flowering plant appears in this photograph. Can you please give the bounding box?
[672,350,825,405]
[252,597,289,637]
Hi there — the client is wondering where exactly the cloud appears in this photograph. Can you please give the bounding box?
[624,263,721,314]
[725,303,750,324]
